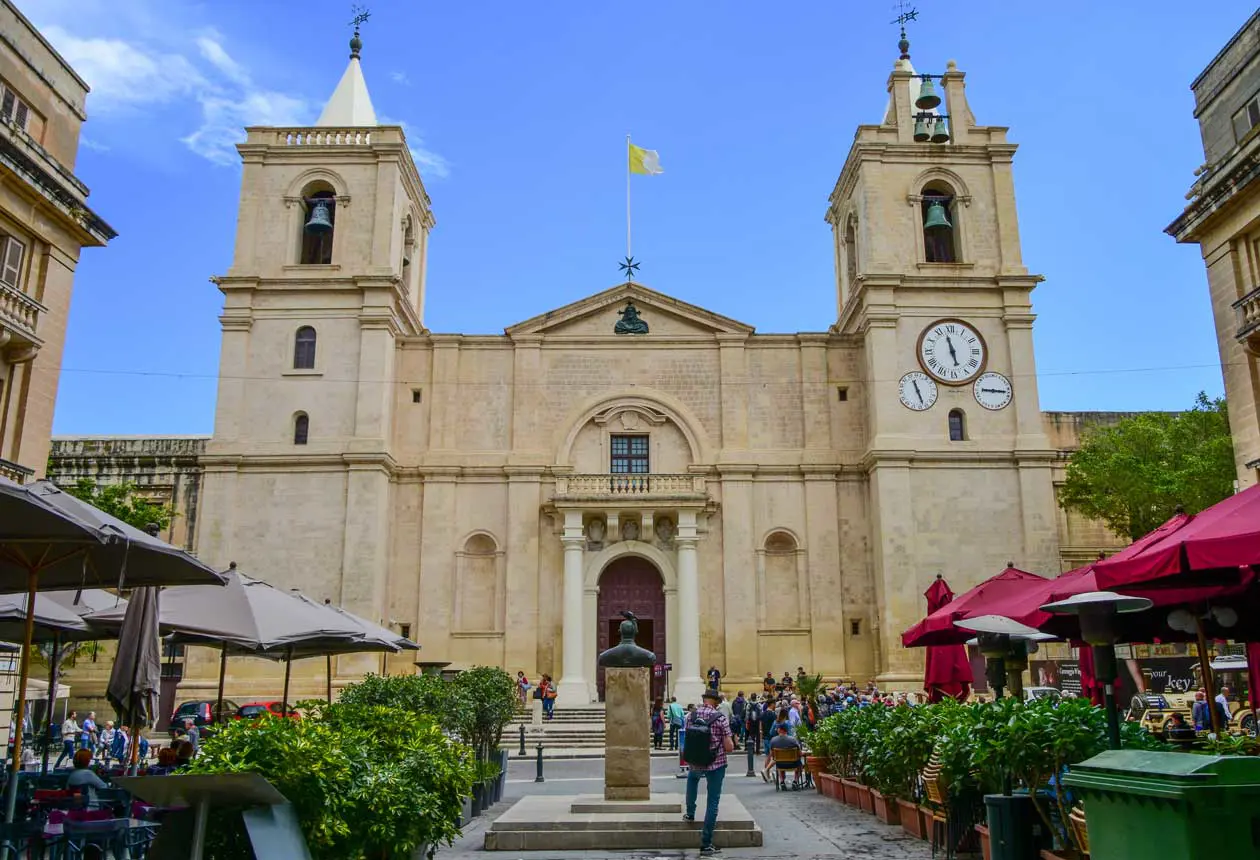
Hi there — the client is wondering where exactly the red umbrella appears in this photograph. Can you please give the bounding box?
[903,565,1049,648]
[922,576,973,702]
[1092,490,1260,588]
[1076,643,1105,706]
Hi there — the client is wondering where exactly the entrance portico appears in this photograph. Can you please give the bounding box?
[554,507,706,705]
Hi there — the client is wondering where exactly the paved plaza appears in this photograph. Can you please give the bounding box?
[446,756,933,859]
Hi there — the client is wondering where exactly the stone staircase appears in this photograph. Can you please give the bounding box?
[508,705,607,751]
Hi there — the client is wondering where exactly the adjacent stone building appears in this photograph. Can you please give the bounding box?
[0,0,114,483]
[1168,9,1260,488]
[50,33,1131,705]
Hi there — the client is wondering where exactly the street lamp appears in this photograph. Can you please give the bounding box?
[1040,591,1153,750]
[954,615,1055,701]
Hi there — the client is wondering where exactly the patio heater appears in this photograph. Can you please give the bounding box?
[1040,591,1152,750]
[955,615,1054,700]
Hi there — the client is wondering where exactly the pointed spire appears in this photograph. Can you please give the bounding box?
[315,13,378,127]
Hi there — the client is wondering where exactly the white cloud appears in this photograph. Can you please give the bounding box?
[41,25,204,111]
[183,90,311,165]
[380,117,450,180]
[79,137,110,152]
[196,36,251,87]
[389,71,411,86]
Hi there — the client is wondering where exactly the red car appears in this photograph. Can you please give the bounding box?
[235,701,300,721]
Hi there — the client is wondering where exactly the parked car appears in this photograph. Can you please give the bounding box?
[1024,686,1062,703]
[235,701,299,721]
[167,700,238,738]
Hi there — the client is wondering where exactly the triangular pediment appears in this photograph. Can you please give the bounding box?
[504,283,755,339]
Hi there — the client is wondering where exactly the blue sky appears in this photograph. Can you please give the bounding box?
[33,0,1255,435]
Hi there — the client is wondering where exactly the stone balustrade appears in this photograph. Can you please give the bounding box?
[271,128,375,146]
[0,279,42,343]
[1234,286,1260,354]
[0,457,34,484]
[553,474,706,499]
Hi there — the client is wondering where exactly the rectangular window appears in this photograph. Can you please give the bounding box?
[850,619,861,636]
[1233,94,1260,143]
[0,84,31,132]
[0,235,24,289]
[836,386,848,402]
[399,623,412,640]
[411,389,422,403]
[610,434,649,474]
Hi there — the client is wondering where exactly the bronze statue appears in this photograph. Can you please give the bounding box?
[614,302,649,335]
[598,610,656,667]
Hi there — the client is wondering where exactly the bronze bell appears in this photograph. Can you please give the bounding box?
[913,114,930,143]
[930,116,951,144]
[304,200,333,234]
[923,199,952,232]
[915,76,941,110]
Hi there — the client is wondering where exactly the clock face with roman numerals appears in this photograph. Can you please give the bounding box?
[916,319,987,385]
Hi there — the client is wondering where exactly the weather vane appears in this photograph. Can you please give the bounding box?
[618,256,641,283]
[350,5,372,31]
[891,1,917,60]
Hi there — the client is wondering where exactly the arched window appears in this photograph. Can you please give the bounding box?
[293,413,309,445]
[921,182,957,263]
[299,187,336,265]
[844,216,858,289]
[948,408,966,442]
[293,326,316,369]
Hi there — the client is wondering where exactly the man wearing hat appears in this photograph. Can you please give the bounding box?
[681,688,734,856]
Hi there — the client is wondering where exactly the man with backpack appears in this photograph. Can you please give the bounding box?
[682,688,734,856]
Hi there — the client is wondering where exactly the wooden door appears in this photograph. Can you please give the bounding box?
[596,557,667,702]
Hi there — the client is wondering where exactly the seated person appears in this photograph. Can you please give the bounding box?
[174,740,196,770]
[764,724,804,787]
[762,672,776,694]
[66,748,108,791]
[781,672,794,691]
[146,747,179,776]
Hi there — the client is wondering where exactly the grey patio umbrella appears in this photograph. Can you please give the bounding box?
[46,587,127,617]
[284,592,418,704]
[106,586,161,773]
[0,477,224,811]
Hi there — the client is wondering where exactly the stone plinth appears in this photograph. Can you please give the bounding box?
[603,666,650,801]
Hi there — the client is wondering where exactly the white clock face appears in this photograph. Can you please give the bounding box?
[918,319,986,385]
[898,371,938,411]
[973,372,1013,410]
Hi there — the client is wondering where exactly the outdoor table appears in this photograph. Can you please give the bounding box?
[115,773,290,860]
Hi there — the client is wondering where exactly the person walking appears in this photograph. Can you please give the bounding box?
[80,711,98,753]
[759,700,777,756]
[745,694,762,754]
[541,674,557,720]
[516,671,531,708]
[682,688,734,856]
[55,711,79,769]
[667,697,685,750]
[651,698,666,750]
[731,692,746,747]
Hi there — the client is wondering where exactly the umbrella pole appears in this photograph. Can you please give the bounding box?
[216,645,228,725]
[326,655,332,704]
[1196,617,1223,735]
[281,646,293,716]
[5,570,38,825]
[41,632,60,776]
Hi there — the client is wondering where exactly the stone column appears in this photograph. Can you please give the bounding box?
[556,512,589,704]
[674,511,705,705]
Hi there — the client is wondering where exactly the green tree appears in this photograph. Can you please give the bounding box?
[61,478,174,532]
[1057,393,1235,540]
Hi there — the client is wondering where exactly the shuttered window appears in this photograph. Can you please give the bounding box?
[0,85,31,132]
[0,235,24,288]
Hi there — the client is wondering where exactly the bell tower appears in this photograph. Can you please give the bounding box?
[196,21,434,623]
[824,24,1060,686]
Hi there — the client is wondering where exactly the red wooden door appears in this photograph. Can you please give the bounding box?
[596,557,667,702]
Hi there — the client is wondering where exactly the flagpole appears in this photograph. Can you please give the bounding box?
[625,134,632,260]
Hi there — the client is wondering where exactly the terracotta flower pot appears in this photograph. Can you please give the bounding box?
[805,755,827,791]
[819,773,842,799]
[841,777,861,807]
[976,823,991,860]
[870,789,900,825]
[897,798,922,838]
[856,783,873,814]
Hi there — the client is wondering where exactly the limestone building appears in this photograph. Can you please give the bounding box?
[0,0,114,484]
[1168,9,1260,489]
[49,32,1131,705]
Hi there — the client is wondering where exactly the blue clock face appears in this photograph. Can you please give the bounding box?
[918,319,986,385]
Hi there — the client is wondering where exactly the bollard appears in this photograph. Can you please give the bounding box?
[519,724,527,756]
[535,742,545,783]
[745,737,756,777]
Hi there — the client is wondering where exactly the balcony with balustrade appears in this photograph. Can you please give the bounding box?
[1234,286,1260,354]
[552,473,707,501]
[0,277,43,358]
[0,457,34,484]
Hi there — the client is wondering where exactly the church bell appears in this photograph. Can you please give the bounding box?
[913,114,930,143]
[915,76,941,110]
[923,199,952,232]
[304,200,334,234]
[929,117,951,144]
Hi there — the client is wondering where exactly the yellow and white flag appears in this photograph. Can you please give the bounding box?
[628,142,664,175]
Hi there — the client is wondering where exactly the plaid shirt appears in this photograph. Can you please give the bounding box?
[686,704,730,771]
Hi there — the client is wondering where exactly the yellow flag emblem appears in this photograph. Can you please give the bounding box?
[628,143,664,175]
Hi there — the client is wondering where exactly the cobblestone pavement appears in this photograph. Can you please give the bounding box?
[441,755,934,860]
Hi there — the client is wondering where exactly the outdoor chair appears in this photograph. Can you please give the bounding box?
[770,747,808,791]
[57,818,129,860]
[1068,805,1089,858]
[0,819,41,859]
[921,756,950,859]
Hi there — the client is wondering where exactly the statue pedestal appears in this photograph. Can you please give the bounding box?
[603,667,651,801]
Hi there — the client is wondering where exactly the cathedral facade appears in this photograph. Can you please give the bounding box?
[50,40,1128,705]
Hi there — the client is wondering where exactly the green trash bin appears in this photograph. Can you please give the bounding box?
[1063,750,1260,860]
